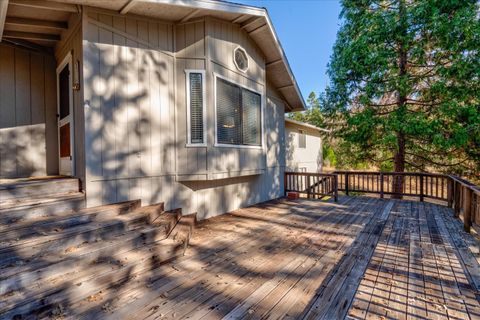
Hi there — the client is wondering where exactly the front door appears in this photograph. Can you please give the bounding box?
[57,54,74,176]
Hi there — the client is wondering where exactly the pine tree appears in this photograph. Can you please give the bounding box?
[326,0,480,187]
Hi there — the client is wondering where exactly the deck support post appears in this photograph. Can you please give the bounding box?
[345,173,349,196]
[447,177,453,207]
[380,173,384,199]
[464,187,472,233]
[334,174,338,202]
[454,182,461,218]
[306,174,311,199]
[419,175,424,202]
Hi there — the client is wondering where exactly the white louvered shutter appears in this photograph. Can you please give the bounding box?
[189,73,204,144]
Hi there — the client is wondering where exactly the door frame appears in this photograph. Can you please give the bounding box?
[56,52,75,176]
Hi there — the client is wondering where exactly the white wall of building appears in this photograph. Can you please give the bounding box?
[285,120,323,173]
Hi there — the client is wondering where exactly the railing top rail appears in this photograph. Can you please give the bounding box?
[332,170,448,178]
[449,175,480,195]
[285,172,337,177]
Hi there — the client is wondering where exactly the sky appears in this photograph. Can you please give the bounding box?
[234,0,342,101]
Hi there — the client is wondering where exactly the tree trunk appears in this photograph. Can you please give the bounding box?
[393,132,406,198]
[393,0,408,199]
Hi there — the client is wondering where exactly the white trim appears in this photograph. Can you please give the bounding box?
[56,51,75,176]
[233,46,249,73]
[213,72,264,150]
[185,69,207,147]
[285,118,330,133]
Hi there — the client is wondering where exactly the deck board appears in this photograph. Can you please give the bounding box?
[77,196,480,320]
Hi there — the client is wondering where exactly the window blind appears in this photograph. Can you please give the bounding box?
[298,130,306,148]
[189,72,204,144]
[217,78,242,145]
[216,77,261,146]
[242,89,261,145]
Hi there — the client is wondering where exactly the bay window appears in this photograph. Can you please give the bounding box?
[215,76,262,147]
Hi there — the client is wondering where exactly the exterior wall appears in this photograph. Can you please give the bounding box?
[82,9,176,206]
[285,121,323,173]
[206,18,266,178]
[0,43,57,178]
[81,9,286,219]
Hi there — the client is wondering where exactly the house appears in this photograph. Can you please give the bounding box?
[0,0,305,220]
[285,118,327,173]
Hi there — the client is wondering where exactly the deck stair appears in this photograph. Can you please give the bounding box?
[0,178,196,319]
[0,177,85,222]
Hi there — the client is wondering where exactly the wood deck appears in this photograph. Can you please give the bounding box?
[83,196,479,320]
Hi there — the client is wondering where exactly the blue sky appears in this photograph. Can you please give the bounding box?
[234,0,342,100]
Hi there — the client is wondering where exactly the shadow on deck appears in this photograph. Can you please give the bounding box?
[92,196,480,319]
[3,195,480,319]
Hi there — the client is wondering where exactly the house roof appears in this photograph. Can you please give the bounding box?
[285,118,330,133]
[0,0,306,112]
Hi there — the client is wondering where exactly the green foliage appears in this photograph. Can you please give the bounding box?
[288,92,325,128]
[322,143,337,167]
[325,0,480,178]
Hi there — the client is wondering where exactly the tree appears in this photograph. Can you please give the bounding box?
[289,92,324,125]
[326,0,480,188]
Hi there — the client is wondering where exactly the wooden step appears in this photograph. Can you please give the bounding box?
[0,206,179,283]
[0,192,86,226]
[0,201,152,269]
[0,211,192,319]
[0,177,79,201]
[0,206,179,298]
[0,200,142,248]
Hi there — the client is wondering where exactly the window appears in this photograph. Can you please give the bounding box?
[216,76,262,147]
[186,70,206,146]
[233,47,249,72]
[298,130,306,148]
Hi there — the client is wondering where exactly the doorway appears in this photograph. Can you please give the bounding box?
[57,53,74,176]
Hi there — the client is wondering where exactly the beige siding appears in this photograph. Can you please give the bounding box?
[285,122,323,173]
[0,43,57,178]
[81,11,286,219]
[175,20,208,176]
[83,9,175,206]
[208,18,264,85]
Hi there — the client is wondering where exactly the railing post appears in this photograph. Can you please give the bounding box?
[447,177,453,207]
[284,171,287,196]
[464,187,472,233]
[380,173,384,199]
[454,182,461,218]
[419,175,424,202]
[306,174,311,199]
[345,172,349,196]
[334,175,338,202]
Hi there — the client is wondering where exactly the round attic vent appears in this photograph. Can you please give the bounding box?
[234,47,249,73]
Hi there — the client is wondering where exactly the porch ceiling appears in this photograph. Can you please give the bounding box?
[0,0,305,111]
[0,0,75,51]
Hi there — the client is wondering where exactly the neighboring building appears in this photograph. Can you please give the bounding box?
[0,0,305,219]
[285,118,327,173]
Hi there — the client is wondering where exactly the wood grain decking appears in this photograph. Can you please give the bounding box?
[82,196,479,320]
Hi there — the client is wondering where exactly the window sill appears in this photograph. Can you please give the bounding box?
[186,143,207,148]
[176,169,264,181]
[214,143,262,150]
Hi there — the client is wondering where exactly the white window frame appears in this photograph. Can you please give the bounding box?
[298,129,306,149]
[213,72,264,150]
[185,69,207,147]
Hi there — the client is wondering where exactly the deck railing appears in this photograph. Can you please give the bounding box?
[334,171,450,202]
[284,172,338,201]
[284,170,480,235]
